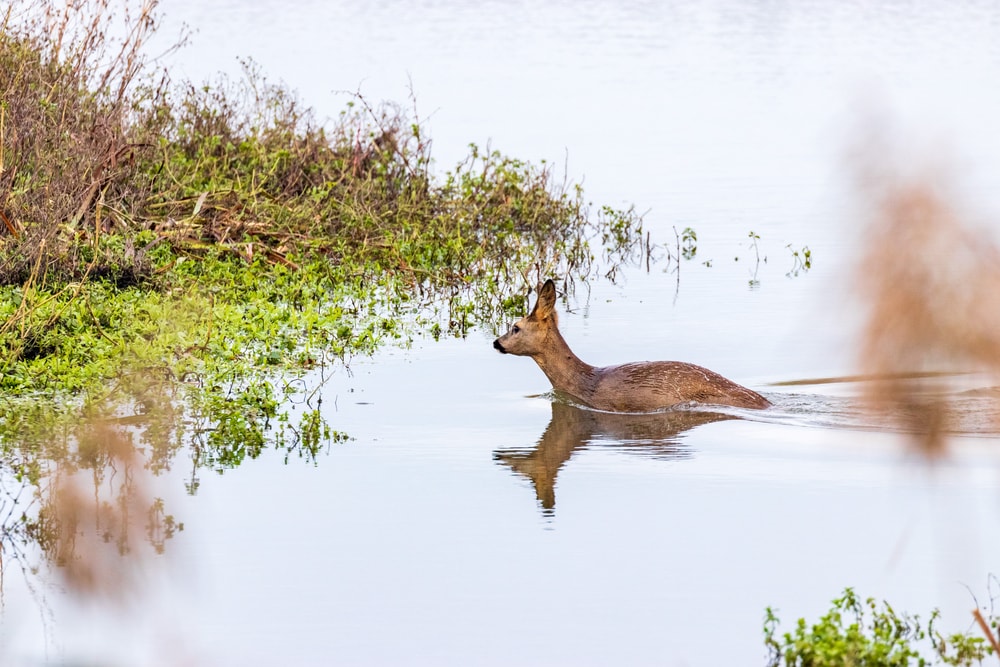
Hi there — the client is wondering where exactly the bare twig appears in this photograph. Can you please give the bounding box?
[972,608,1000,656]
[0,210,17,238]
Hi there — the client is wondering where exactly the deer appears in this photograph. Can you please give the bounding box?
[493,279,771,412]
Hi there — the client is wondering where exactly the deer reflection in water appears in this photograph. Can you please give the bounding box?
[494,401,736,511]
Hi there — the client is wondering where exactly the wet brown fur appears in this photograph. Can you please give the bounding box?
[493,280,770,412]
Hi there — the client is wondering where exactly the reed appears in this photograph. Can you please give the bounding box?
[856,166,1000,454]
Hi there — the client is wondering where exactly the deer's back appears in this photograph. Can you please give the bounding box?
[585,360,770,412]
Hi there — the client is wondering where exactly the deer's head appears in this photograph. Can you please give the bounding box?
[493,279,559,357]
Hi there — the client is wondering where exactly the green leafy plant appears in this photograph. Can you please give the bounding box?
[764,588,998,667]
[680,226,698,260]
[787,243,813,277]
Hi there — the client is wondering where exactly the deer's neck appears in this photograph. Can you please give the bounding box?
[532,330,598,400]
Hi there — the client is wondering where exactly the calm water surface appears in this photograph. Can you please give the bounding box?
[5,1,1000,665]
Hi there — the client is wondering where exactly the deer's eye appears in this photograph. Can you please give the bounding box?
[512,325,521,334]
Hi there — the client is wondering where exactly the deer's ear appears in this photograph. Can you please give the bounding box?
[530,279,557,319]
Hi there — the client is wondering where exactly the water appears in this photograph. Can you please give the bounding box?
[6,1,1000,665]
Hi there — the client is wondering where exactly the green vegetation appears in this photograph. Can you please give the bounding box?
[787,243,813,277]
[0,0,643,416]
[680,226,698,260]
[764,588,999,666]
[0,0,648,574]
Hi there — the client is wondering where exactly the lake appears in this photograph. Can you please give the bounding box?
[4,0,1000,665]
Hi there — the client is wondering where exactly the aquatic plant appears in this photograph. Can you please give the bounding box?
[0,0,650,596]
[724,229,811,289]
[764,588,999,666]
[786,243,812,277]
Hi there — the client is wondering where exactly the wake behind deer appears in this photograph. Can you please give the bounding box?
[493,280,770,412]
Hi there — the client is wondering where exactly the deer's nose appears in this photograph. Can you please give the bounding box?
[493,339,507,354]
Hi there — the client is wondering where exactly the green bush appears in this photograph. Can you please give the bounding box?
[764,588,997,666]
